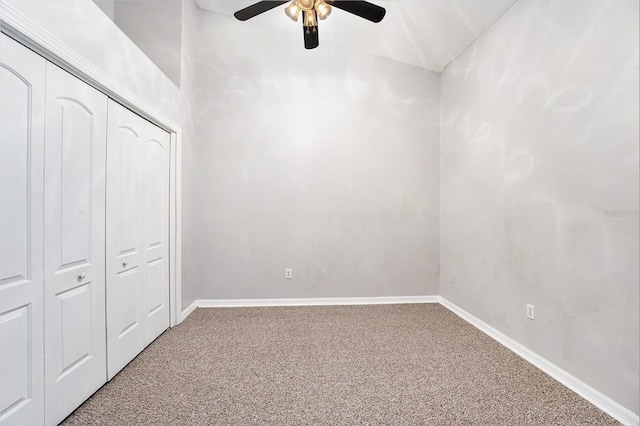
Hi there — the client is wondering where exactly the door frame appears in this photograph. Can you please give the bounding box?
[0,4,183,327]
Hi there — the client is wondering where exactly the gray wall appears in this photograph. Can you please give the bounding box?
[440,0,639,415]
[191,12,441,299]
[114,0,182,88]
[92,0,183,87]
[178,0,201,310]
[92,0,114,20]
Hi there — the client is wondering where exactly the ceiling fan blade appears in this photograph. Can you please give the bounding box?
[234,1,288,21]
[329,1,386,23]
[303,24,319,49]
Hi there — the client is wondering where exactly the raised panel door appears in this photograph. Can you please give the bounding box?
[106,101,146,379]
[43,62,108,425]
[142,120,170,345]
[0,33,46,426]
[106,101,170,379]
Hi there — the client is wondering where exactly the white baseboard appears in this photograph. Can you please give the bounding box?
[438,297,639,426]
[179,300,198,323]
[196,295,439,308]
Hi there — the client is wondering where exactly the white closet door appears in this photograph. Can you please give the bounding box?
[43,63,108,425]
[141,116,171,345]
[105,100,145,378]
[0,34,46,426]
[106,100,170,379]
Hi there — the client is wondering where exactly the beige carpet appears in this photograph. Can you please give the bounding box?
[62,304,617,425]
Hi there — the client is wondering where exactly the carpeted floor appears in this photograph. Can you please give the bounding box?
[62,304,618,425]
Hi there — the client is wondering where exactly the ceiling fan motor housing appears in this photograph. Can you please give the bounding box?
[298,0,314,11]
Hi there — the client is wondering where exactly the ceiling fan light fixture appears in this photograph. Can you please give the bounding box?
[315,1,331,20]
[285,0,301,21]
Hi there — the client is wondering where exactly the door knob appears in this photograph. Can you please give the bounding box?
[77,272,86,282]
[123,261,129,268]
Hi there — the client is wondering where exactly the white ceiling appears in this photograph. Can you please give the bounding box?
[195,0,518,73]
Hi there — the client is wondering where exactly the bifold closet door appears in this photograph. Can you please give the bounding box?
[0,33,46,426]
[106,100,170,379]
[42,62,108,425]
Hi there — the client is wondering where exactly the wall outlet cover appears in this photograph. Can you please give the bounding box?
[526,304,535,320]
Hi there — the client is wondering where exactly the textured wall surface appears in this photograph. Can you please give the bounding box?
[440,0,639,415]
[191,12,441,299]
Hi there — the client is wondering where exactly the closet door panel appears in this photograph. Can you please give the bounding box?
[143,123,170,345]
[106,102,145,379]
[0,33,45,426]
[106,101,170,378]
[0,307,32,421]
[58,100,92,264]
[43,63,107,425]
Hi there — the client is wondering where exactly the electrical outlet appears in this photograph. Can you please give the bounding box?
[285,268,293,279]
[450,273,456,284]
[526,304,535,320]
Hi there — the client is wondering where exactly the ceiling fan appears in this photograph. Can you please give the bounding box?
[234,0,386,49]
